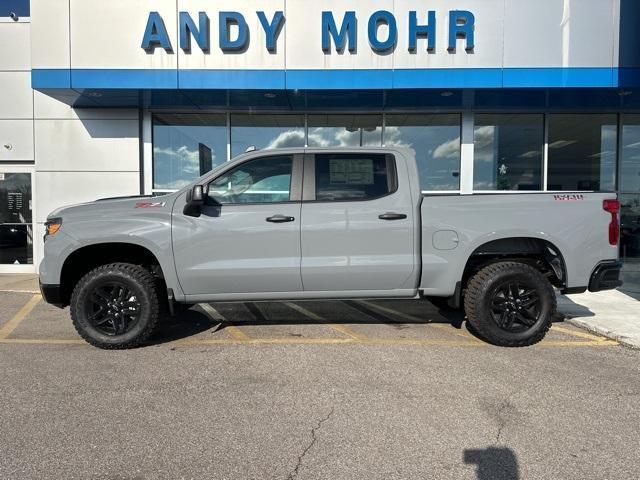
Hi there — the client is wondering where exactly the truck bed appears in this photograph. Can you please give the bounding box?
[419,193,619,296]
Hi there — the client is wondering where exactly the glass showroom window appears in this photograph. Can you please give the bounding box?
[0,173,32,265]
[307,115,382,148]
[153,114,227,191]
[385,114,460,191]
[230,114,305,158]
[547,114,617,191]
[620,194,640,268]
[621,114,640,193]
[620,115,640,269]
[473,114,543,191]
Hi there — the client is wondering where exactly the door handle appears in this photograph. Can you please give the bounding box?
[378,213,407,221]
[266,215,295,223]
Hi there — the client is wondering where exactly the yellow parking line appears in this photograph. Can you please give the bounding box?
[175,337,355,346]
[284,302,367,340]
[0,294,41,340]
[198,303,251,340]
[356,300,484,343]
[161,337,618,348]
[0,337,617,348]
[550,325,610,342]
[172,337,482,347]
[0,338,85,345]
[0,289,40,294]
[537,339,618,347]
[225,326,251,341]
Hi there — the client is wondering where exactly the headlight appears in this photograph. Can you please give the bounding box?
[44,218,62,240]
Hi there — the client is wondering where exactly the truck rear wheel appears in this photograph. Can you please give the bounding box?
[464,261,556,347]
[70,263,161,349]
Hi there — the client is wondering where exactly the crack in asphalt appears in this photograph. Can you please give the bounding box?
[493,393,517,445]
[286,407,335,480]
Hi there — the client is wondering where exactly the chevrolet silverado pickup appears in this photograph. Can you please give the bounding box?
[39,147,623,349]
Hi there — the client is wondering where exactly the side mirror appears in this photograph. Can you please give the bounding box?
[184,185,205,217]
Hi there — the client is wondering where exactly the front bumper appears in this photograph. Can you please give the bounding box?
[39,282,65,308]
[588,260,624,292]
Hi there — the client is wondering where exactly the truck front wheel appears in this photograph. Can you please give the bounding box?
[464,261,556,347]
[70,263,161,349]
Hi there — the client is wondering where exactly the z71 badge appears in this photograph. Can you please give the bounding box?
[135,202,166,208]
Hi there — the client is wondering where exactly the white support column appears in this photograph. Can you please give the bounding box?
[142,111,153,195]
[226,113,232,161]
[543,114,549,191]
[460,112,474,195]
[617,113,623,192]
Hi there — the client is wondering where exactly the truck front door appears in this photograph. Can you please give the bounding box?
[172,154,303,297]
[300,152,418,295]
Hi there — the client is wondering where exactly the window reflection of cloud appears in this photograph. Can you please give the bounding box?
[307,126,380,147]
[383,126,411,148]
[473,126,497,164]
[153,145,217,175]
[153,145,219,190]
[266,130,306,149]
[433,137,461,159]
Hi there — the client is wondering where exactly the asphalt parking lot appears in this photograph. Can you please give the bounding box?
[1,292,639,479]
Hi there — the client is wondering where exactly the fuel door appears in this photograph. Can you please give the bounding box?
[433,230,459,250]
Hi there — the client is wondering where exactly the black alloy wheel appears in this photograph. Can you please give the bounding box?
[489,280,541,333]
[84,282,142,336]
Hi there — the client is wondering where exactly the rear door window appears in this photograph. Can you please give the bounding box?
[314,153,396,201]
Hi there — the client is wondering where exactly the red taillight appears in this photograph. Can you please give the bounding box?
[603,199,620,214]
[603,199,620,246]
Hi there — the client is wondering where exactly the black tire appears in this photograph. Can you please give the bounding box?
[464,261,556,347]
[70,263,161,349]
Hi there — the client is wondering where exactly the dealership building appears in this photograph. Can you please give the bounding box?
[0,0,639,277]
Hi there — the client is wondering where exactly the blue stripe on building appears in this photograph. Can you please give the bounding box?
[32,67,625,91]
[3,0,29,17]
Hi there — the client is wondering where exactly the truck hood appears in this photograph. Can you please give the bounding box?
[46,194,175,221]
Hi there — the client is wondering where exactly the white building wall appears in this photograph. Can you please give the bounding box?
[3,1,145,271]
[0,19,33,162]
[32,93,141,268]
[0,14,35,273]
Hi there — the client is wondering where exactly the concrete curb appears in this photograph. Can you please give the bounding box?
[558,289,640,350]
[566,317,640,350]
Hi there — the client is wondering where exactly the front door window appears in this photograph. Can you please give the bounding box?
[0,173,32,265]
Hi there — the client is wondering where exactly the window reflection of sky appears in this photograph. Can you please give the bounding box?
[153,116,227,190]
[473,114,543,191]
[547,114,617,191]
[385,115,461,191]
[621,115,640,193]
[153,114,464,191]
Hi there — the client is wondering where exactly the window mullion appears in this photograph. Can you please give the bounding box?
[543,113,549,191]
[460,112,474,195]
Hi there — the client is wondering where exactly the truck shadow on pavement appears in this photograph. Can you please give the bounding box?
[147,301,473,345]
[144,299,569,346]
[150,309,219,344]
[464,447,520,480]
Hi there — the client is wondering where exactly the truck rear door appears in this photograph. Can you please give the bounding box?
[300,151,418,295]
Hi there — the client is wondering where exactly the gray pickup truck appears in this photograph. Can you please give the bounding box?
[39,147,622,349]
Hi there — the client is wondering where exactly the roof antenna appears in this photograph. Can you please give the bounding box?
[245,146,257,153]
